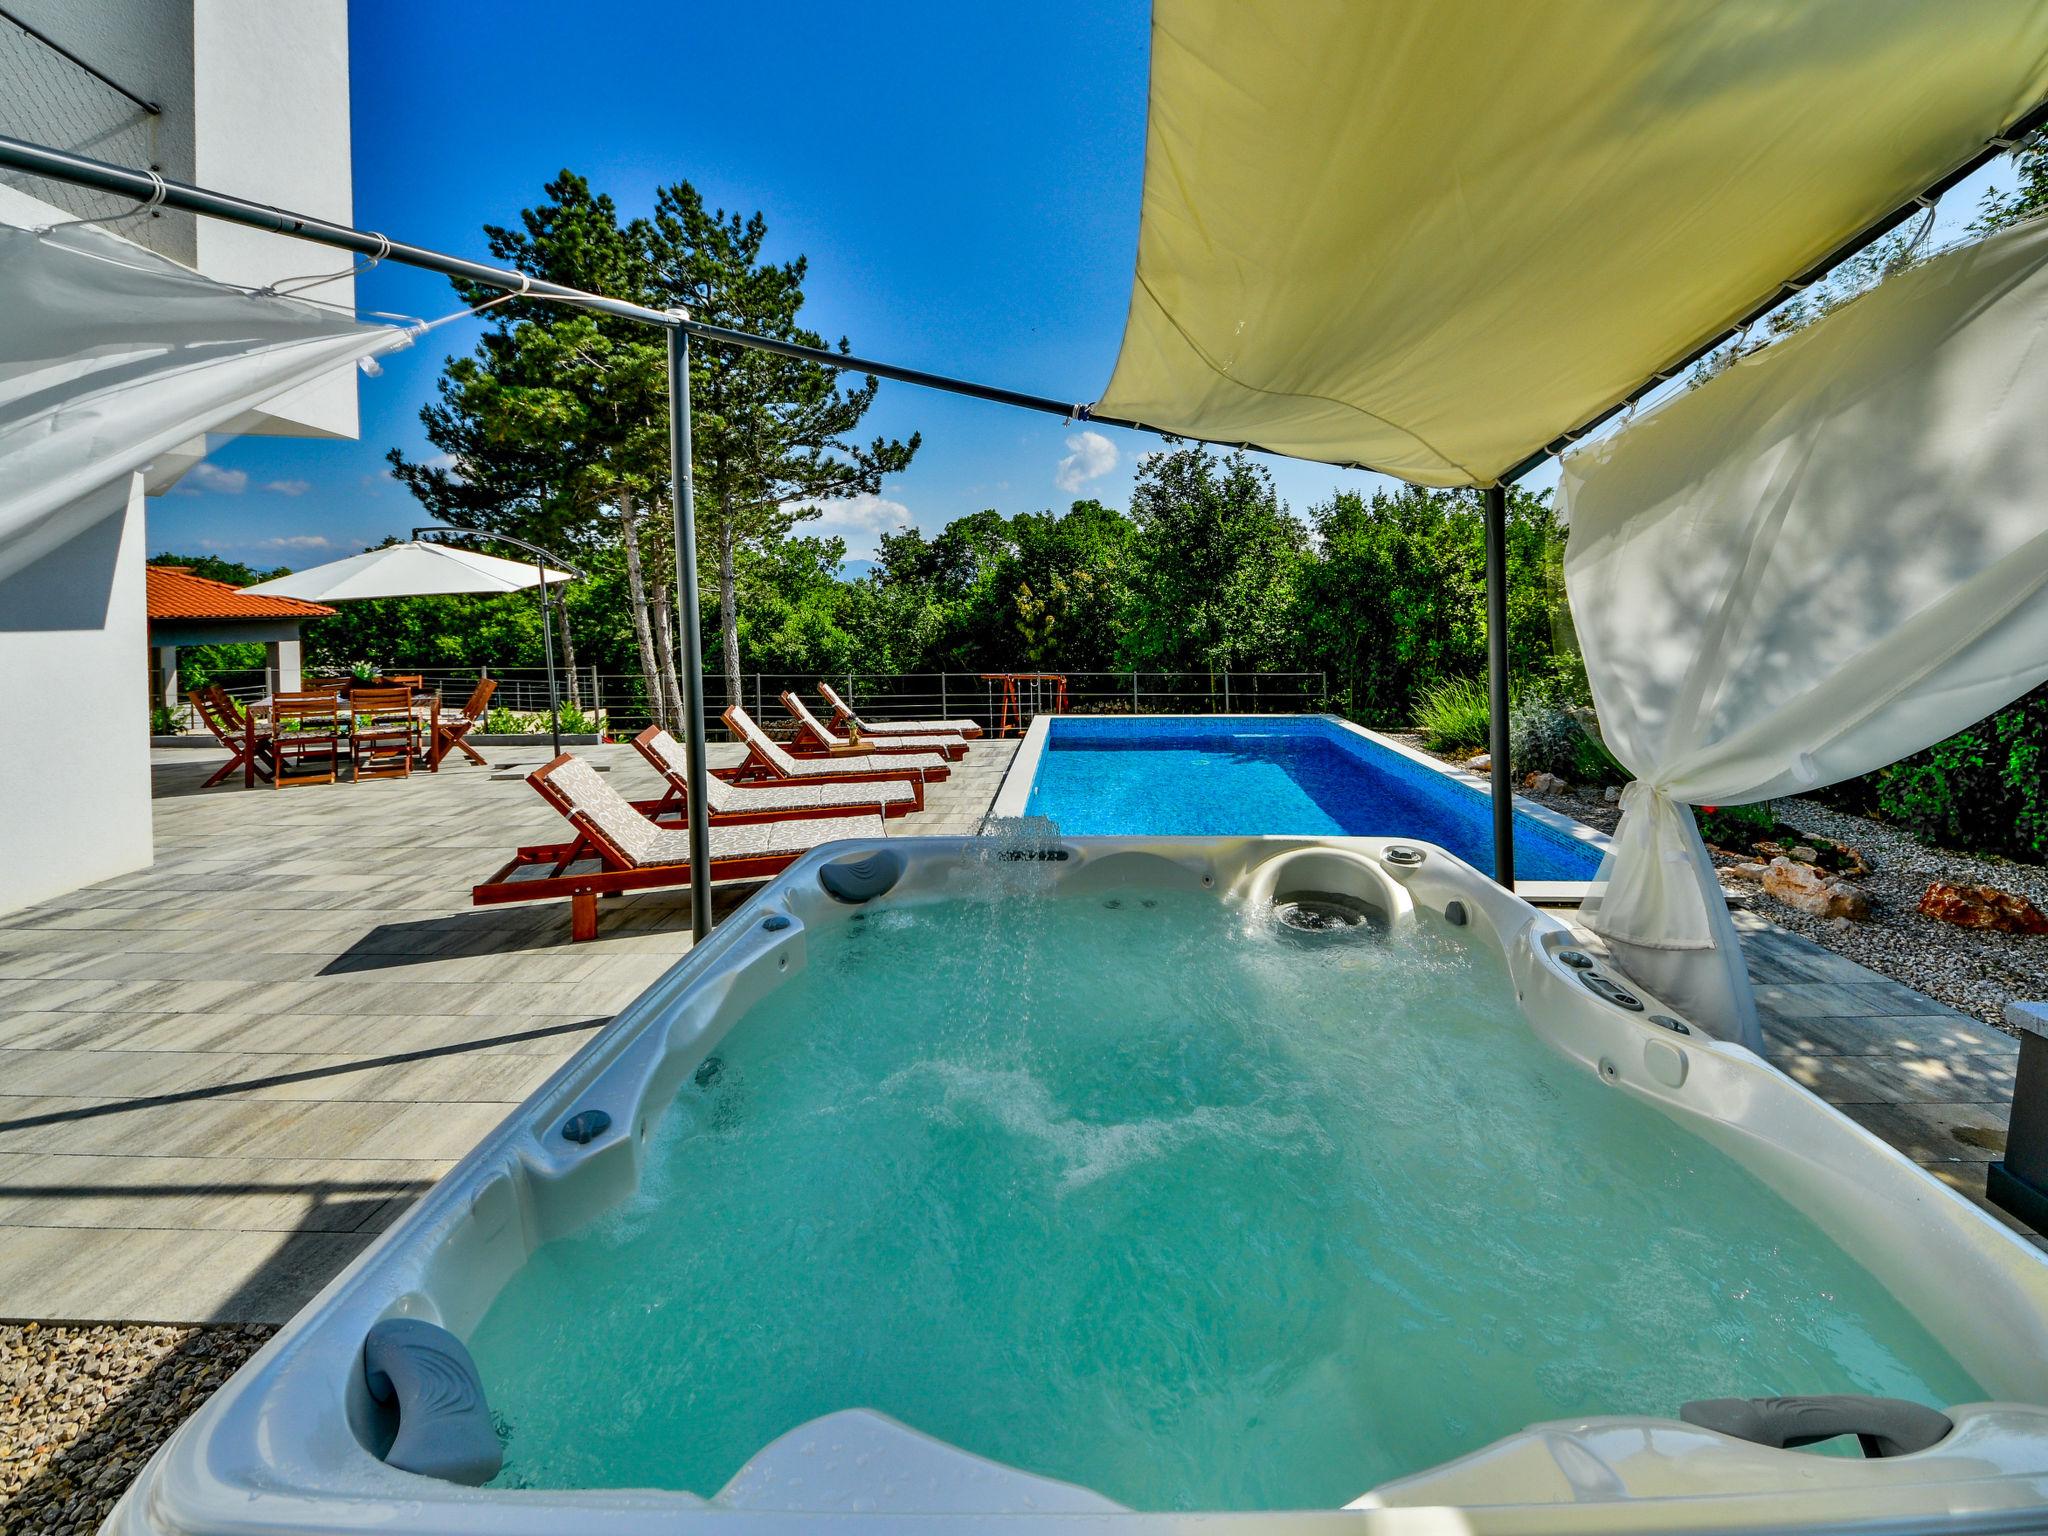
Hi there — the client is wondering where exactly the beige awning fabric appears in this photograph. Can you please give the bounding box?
[1096,1,2048,487]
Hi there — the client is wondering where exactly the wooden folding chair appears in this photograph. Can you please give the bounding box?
[270,692,343,788]
[349,686,415,781]
[430,677,496,768]
[188,689,272,789]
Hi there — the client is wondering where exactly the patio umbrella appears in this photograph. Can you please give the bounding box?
[246,538,582,753]
[243,541,574,601]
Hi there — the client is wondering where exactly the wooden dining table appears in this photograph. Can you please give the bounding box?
[242,687,443,787]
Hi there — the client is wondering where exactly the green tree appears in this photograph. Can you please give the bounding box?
[1291,485,1568,724]
[391,172,680,725]
[643,184,919,702]
[1121,447,1307,671]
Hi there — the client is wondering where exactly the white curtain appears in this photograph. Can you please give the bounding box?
[1562,216,2048,1051]
[0,218,412,582]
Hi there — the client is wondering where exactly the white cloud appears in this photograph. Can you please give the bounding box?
[784,492,915,561]
[263,534,343,551]
[1055,429,1118,493]
[262,478,311,496]
[187,462,249,494]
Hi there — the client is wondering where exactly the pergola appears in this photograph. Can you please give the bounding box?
[6,0,2047,1028]
[146,564,335,706]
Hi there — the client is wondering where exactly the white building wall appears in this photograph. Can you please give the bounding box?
[0,478,154,916]
[194,0,357,440]
[0,2,357,912]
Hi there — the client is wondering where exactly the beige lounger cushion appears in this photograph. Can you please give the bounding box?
[784,692,963,754]
[730,707,945,779]
[818,682,981,737]
[849,717,983,737]
[645,730,915,812]
[546,755,884,867]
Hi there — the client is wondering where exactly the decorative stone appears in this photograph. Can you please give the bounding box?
[1762,857,1872,920]
[1917,881,2048,935]
[1467,753,1490,772]
[1791,844,1820,864]
[1603,784,1622,804]
[1724,860,1770,882]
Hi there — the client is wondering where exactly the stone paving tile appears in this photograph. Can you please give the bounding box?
[0,738,1014,1323]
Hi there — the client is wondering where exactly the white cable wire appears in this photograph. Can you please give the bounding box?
[33,167,166,235]
[260,232,391,296]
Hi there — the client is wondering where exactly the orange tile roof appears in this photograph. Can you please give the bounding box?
[146,566,335,621]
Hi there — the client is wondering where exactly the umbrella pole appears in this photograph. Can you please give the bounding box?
[537,555,562,758]
[667,323,715,942]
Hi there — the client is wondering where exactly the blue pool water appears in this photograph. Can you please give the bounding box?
[1021,716,1602,882]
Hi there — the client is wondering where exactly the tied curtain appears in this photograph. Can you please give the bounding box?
[0,217,411,583]
[1562,216,2048,1050]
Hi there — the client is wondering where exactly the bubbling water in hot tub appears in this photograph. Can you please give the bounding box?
[466,870,1980,1509]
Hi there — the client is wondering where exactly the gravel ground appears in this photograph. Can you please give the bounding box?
[2,1323,274,1536]
[1493,768,2048,1030]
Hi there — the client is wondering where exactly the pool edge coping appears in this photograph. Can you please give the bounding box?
[987,712,1607,903]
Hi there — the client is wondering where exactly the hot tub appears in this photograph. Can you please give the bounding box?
[109,832,2048,1535]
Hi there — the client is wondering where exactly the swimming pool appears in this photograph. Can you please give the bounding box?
[1007,715,1603,882]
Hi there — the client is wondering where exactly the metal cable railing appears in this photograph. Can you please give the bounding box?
[155,668,1331,740]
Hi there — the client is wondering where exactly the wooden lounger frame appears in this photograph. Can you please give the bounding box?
[722,707,932,809]
[780,690,966,761]
[472,753,801,940]
[818,680,983,739]
[629,726,910,821]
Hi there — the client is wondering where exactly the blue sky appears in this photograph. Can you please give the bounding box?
[150,0,2016,571]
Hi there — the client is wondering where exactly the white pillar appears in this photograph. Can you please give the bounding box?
[155,645,179,710]
[267,637,302,693]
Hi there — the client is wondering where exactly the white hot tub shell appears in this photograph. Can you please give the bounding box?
[107,835,2048,1536]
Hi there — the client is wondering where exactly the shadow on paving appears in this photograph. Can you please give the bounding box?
[319,886,763,974]
[0,1018,610,1134]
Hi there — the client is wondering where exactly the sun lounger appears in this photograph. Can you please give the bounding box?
[781,690,967,760]
[632,726,918,820]
[724,705,947,798]
[473,753,883,940]
[819,680,982,739]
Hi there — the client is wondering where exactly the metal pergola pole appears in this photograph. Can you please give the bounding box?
[1483,483,1515,890]
[667,325,715,941]
[536,554,562,757]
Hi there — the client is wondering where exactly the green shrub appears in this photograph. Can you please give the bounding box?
[1696,802,1777,850]
[150,704,180,735]
[1414,676,1492,753]
[1508,690,1583,778]
[1569,727,1624,784]
[484,705,525,735]
[553,702,598,735]
[1872,685,2048,863]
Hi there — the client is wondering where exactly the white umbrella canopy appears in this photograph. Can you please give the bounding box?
[242,541,575,602]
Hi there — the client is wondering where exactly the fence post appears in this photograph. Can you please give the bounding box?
[941,670,948,720]
[1131,670,1138,713]
[1224,669,1231,713]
